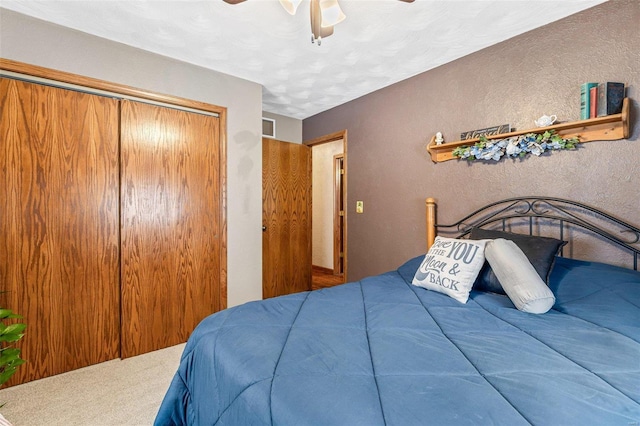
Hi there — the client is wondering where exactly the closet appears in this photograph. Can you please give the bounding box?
[0,62,226,385]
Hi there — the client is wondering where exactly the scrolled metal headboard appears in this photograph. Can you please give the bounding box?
[425,196,640,270]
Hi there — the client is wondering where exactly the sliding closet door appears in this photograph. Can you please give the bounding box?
[120,100,221,358]
[0,78,120,385]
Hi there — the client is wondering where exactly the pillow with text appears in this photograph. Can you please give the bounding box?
[412,236,487,304]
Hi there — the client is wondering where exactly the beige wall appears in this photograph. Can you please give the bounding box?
[303,0,640,281]
[1,9,264,307]
[312,140,344,269]
[262,111,303,143]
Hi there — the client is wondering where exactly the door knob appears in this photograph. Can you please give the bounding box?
[262,226,267,232]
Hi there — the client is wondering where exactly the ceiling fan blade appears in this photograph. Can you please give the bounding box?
[222,0,247,4]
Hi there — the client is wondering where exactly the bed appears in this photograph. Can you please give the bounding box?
[155,197,640,425]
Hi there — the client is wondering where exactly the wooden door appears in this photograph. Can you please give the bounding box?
[262,138,312,298]
[0,78,120,385]
[120,100,222,358]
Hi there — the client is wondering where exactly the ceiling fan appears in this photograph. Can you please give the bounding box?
[222,0,415,46]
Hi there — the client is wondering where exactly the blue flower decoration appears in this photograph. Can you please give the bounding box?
[452,130,578,162]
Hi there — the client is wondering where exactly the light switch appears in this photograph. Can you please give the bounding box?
[356,201,364,213]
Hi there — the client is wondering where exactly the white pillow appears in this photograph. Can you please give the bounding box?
[412,236,488,304]
[485,238,556,314]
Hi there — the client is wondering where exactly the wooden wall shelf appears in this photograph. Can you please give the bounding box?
[427,97,631,163]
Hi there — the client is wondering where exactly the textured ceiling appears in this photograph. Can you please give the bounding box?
[1,0,606,119]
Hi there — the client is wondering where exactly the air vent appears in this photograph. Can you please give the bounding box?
[262,117,276,138]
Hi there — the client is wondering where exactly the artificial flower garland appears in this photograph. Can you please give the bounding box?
[452,130,579,161]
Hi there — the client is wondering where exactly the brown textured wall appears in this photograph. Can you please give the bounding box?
[303,0,640,281]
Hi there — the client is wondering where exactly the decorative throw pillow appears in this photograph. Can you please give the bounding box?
[485,239,556,314]
[412,236,488,304]
[469,228,566,294]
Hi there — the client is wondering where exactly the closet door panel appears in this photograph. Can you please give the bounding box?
[0,78,120,385]
[120,100,221,358]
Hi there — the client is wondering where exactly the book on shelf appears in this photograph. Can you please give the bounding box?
[589,86,598,118]
[597,82,625,117]
[580,82,598,120]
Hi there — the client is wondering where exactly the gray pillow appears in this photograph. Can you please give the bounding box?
[485,239,556,314]
[469,228,566,294]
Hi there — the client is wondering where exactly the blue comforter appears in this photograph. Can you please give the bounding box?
[155,257,640,425]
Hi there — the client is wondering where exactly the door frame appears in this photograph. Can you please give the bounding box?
[333,154,345,275]
[304,130,348,281]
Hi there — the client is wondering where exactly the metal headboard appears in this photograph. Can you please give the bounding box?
[425,197,640,270]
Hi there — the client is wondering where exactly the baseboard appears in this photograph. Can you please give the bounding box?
[312,265,334,274]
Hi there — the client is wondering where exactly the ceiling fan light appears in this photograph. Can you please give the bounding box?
[279,0,303,15]
[319,0,346,28]
[310,0,334,43]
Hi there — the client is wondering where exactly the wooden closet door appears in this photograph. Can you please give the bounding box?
[120,100,221,358]
[0,78,120,385]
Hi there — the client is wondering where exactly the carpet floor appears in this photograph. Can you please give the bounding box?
[0,343,184,426]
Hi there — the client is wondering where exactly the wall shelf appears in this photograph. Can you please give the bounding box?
[427,97,631,163]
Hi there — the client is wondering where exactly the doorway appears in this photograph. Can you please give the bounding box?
[305,130,348,290]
